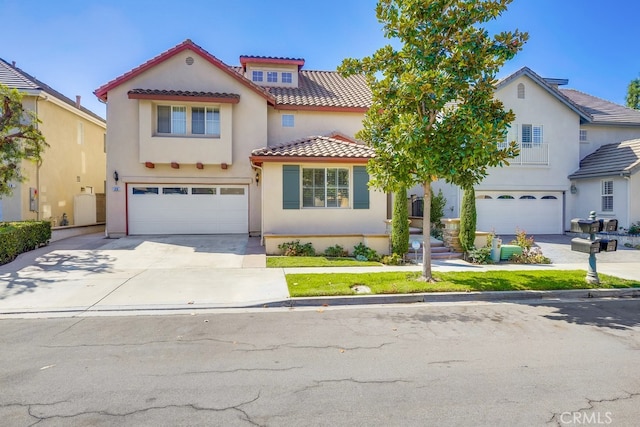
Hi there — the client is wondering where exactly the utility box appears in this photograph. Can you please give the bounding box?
[598,219,618,233]
[570,219,600,234]
[598,239,618,252]
[571,238,601,254]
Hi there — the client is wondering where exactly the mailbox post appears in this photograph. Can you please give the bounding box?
[585,211,599,284]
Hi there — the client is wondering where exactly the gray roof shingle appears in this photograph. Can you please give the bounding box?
[251,135,374,160]
[561,89,640,125]
[0,57,105,122]
[569,138,640,179]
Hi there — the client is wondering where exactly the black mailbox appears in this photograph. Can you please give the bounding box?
[598,219,618,232]
[599,239,618,252]
[571,219,600,234]
[571,238,601,254]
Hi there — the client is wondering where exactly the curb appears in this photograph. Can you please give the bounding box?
[262,288,640,308]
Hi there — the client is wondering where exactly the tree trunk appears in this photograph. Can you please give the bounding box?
[422,181,433,281]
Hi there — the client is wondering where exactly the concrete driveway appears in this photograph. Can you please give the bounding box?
[0,234,289,316]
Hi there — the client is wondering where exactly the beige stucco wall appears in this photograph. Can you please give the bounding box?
[3,95,106,225]
[261,161,388,238]
[104,49,268,237]
[267,109,365,145]
[578,124,640,159]
[572,177,628,229]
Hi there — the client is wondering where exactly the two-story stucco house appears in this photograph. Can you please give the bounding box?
[0,58,106,226]
[94,40,389,254]
[430,67,640,235]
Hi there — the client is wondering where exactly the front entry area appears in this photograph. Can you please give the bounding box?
[127,184,248,235]
[475,191,563,235]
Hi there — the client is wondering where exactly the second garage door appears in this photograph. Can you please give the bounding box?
[128,184,248,235]
[475,191,563,235]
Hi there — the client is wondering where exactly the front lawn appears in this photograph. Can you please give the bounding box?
[267,256,382,268]
[286,270,640,297]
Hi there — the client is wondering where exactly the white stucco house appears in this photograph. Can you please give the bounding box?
[429,67,640,235]
[94,39,388,254]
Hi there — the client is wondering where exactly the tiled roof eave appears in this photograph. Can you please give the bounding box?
[275,104,370,112]
[249,155,372,165]
[569,170,633,180]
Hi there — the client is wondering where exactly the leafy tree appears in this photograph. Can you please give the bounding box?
[459,186,476,253]
[339,0,526,280]
[391,187,409,256]
[0,84,47,196]
[626,76,640,110]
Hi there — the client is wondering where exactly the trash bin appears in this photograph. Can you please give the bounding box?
[490,237,502,263]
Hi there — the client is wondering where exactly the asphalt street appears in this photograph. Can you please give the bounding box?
[1,299,639,426]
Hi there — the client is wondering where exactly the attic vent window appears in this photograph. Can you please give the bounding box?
[517,83,525,99]
[185,57,194,66]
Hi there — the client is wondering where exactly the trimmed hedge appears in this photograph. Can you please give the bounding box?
[0,221,51,265]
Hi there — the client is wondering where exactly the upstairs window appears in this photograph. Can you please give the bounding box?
[281,72,292,84]
[252,70,263,82]
[579,129,588,143]
[192,107,220,136]
[517,83,525,99]
[282,114,295,127]
[267,71,278,83]
[158,106,186,134]
[601,180,613,212]
[521,124,543,147]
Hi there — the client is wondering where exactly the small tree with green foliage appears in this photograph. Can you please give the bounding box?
[459,186,477,253]
[430,189,447,239]
[391,188,409,256]
[339,0,526,280]
[626,76,640,110]
[1,84,47,196]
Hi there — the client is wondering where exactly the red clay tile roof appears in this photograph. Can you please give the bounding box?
[128,89,240,103]
[251,135,374,162]
[94,39,274,104]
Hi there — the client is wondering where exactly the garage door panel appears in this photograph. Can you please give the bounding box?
[128,185,248,235]
[476,192,562,235]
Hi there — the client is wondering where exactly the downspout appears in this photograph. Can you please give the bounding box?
[250,160,264,245]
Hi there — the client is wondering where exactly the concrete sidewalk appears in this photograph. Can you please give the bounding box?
[0,233,638,318]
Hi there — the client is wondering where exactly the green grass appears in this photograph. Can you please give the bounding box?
[286,270,640,297]
[267,256,382,268]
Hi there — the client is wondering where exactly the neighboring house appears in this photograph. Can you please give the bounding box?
[94,40,387,254]
[429,67,640,234]
[0,58,106,226]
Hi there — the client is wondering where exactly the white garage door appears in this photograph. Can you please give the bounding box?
[128,184,248,235]
[476,191,563,235]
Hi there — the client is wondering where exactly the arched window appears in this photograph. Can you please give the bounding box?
[497,195,514,199]
[476,195,492,199]
[517,83,525,99]
[541,195,558,200]
[519,195,536,199]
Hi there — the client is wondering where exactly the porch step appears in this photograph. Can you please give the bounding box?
[431,251,464,260]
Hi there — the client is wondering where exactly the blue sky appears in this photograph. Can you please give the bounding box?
[2,0,638,118]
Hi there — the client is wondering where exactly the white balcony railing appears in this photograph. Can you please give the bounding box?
[498,143,549,166]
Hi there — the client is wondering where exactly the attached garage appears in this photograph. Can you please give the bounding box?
[475,191,563,235]
[127,184,248,235]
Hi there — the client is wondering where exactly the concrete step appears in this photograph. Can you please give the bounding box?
[431,251,464,260]
[431,245,450,253]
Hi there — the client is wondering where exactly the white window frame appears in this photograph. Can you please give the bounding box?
[157,105,220,137]
[521,124,543,147]
[191,106,220,137]
[282,114,295,128]
[579,129,588,143]
[281,72,292,84]
[252,70,263,82]
[601,180,613,212]
[267,71,278,83]
[302,167,350,208]
[517,83,525,99]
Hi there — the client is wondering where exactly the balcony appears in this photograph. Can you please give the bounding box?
[499,143,549,166]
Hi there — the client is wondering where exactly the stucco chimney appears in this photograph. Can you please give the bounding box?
[75,95,81,108]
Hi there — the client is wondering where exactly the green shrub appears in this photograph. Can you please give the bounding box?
[324,244,348,258]
[277,240,315,257]
[381,253,404,265]
[353,243,380,262]
[509,228,550,264]
[0,221,51,265]
[467,246,493,264]
[459,186,476,252]
[430,189,447,239]
[391,188,409,255]
[628,222,640,235]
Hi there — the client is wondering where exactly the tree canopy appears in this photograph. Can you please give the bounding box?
[626,76,640,110]
[0,83,47,197]
[339,0,527,279]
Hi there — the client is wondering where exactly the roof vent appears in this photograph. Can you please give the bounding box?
[185,56,194,66]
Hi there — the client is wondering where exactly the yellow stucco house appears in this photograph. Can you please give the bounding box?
[0,58,106,226]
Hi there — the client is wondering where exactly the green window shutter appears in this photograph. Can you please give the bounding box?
[353,166,370,209]
[282,165,300,209]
